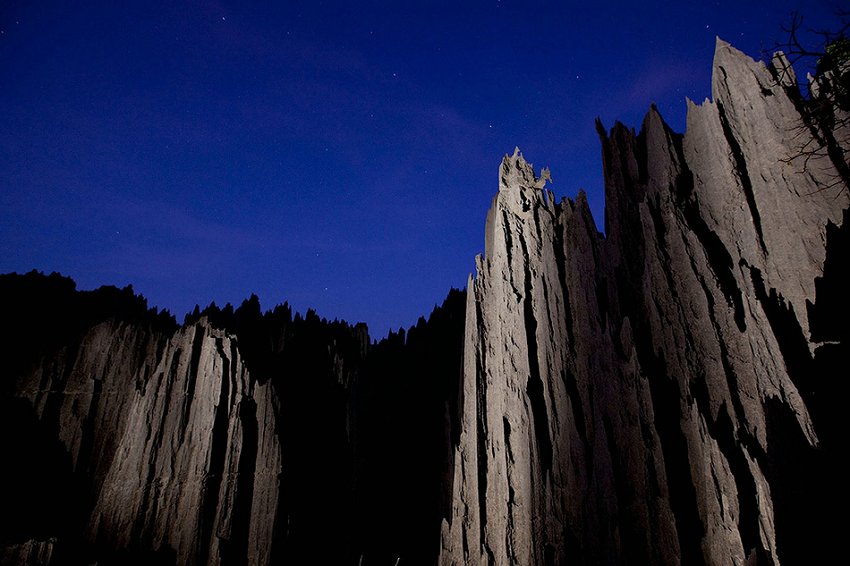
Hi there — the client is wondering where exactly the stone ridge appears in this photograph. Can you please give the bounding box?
[0,272,465,565]
[1,38,848,566]
[7,319,280,565]
[439,39,848,565]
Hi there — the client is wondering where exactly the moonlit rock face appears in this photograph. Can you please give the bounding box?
[14,321,281,565]
[439,40,847,565]
[2,39,848,565]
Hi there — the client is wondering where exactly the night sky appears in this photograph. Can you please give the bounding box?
[0,1,841,337]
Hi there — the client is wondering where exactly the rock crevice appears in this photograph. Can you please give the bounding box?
[440,39,848,566]
[1,39,847,566]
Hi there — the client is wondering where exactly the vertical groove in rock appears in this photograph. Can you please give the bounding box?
[519,230,553,476]
[749,266,813,402]
[440,38,848,566]
[553,222,577,353]
[475,332,490,556]
[2,36,848,566]
[179,326,208,444]
[680,184,747,332]
[219,396,258,565]
[716,95,768,255]
[195,338,232,565]
[639,325,706,566]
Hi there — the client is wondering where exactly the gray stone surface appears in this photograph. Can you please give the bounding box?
[3,39,847,566]
[439,40,848,565]
[14,320,280,565]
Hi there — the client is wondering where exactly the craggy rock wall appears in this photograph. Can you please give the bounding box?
[2,39,848,566]
[0,275,461,565]
[0,276,377,565]
[17,321,280,565]
[439,40,848,565]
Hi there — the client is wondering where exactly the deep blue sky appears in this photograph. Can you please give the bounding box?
[0,1,841,336]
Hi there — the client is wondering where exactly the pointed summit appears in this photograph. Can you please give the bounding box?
[499,147,550,193]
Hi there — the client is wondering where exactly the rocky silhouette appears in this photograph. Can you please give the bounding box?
[1,40,847,565]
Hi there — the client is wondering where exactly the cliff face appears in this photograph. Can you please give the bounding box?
[0,298,290,565]
[17,321,280,565]
[0,273,462,565]
[0,274,370,565]
[439,40,848,565]
[2,39,848,566]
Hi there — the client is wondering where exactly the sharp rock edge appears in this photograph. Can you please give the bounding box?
[1,39,848,566]
[439,39,848,566]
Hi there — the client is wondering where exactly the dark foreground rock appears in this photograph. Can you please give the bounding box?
[0,271,463,565]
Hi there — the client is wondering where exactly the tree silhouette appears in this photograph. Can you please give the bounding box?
[770,10,850,193]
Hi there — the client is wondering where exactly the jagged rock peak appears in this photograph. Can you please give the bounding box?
[4,36,849,566]
[499,146,551,193]
[442,38,849,566]
[712,36,783,101]
[485,147,556,259]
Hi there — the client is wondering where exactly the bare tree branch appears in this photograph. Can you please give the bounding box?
[770,10,850,195]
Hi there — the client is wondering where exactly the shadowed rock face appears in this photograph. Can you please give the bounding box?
[439,40,848,566]
[0,273,464,565]
[1,40,848,566]
[0,282,292,565]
